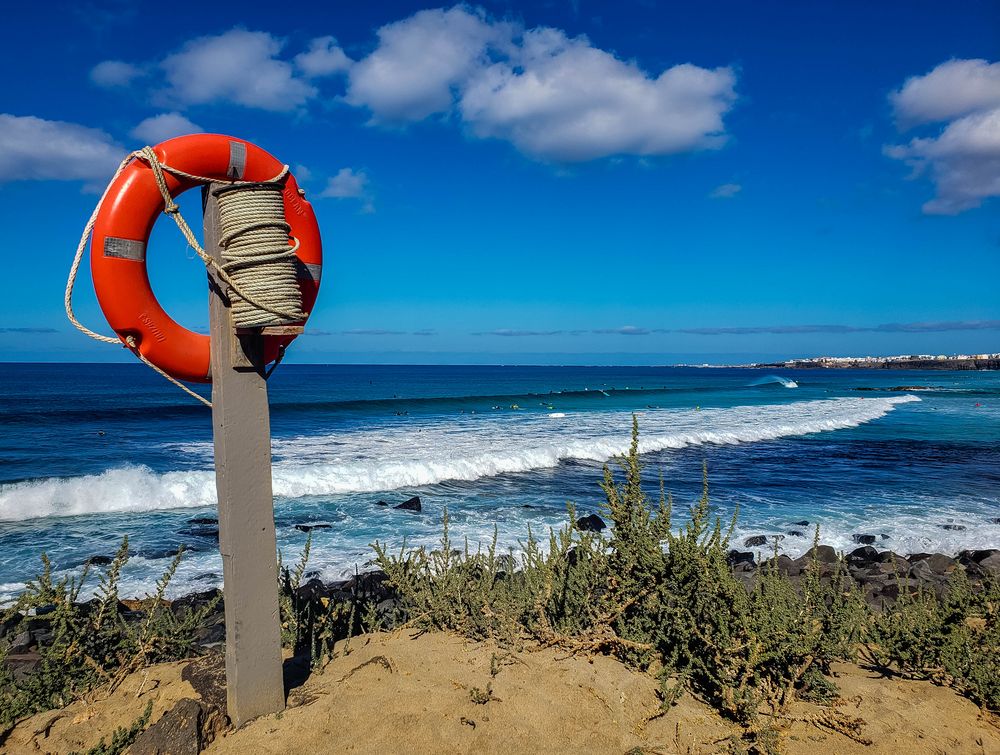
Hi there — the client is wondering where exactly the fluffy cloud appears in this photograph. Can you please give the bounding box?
[886,59,1000,214]
[90,60,144,88]
[709,182,741,198]
[295,36,353,78]
[347,7,735,161]
[890,59,1000,127]
[130,112,203,144]
[320,168,369,198]
[160,29,316,111]
[0,114,122,182]
[346,7,507,121]
[461,29,735,161]
[88,9,737,163]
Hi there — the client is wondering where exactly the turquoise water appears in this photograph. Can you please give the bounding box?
[0,363,997,599]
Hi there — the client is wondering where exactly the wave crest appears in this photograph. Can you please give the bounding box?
[0,396,919,521]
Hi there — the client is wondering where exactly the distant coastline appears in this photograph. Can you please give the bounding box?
[733,353,1000,370]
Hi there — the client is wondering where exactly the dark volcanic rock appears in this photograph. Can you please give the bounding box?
[294,523,332,532]
[0,612,22,639]
[394,496,422,512]
[773,555,800,577]
[980,553,1000,575]
[852,534,877,545]
[743,535,768,547]
[6,630,32,654]
[791,520,810,526]
[909,553,957,574]
[143,547,192,560]
[957,549,998,565]
[130,698,205,755]
[799,545,839,565]
[941,524,967,531]
[991,518,1000,525]
[575,514,607,532]
[727,550,755,567]
[84,555,113,566]
[786,530,806,537]
[376,500,389,506]
[188,517,218,525]
[847,546,880,566]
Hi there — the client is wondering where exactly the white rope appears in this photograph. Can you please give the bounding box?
[214,182,304,327]
[65,146,305,407]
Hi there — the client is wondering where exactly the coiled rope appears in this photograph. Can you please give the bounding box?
[65,147,305,408]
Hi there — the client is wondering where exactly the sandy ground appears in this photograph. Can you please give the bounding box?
[6,631,999,754]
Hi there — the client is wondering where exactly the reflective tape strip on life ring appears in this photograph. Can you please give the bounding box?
[90,134,322,383]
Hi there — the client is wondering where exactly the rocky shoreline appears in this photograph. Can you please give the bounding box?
[4,539,997,677]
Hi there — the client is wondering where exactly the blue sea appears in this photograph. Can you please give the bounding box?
[1,363,998,601]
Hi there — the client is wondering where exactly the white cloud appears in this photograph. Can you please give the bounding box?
[160,29,316,111]
[890,59,1000,128]
[886,58,1000,214]
[88,10,737,164]
[346,7,735,161]
[0,114,122,182]
[709,182,741,198]
[461,28,735,161]
[320,168,369,198]
[90,60,144,88]
[130,112,203,144]
[346,6,511,121]
[295,36,352,78]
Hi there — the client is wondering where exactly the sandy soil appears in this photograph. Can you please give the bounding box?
[6,631,999,754]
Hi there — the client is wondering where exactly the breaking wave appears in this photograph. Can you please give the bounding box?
[0,396,919,522]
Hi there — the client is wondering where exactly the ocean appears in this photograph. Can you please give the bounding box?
[0,363,998,601]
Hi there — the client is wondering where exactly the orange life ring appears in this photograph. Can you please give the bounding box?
[90,134,321,383]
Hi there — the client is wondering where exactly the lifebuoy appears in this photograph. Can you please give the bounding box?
[90,134,322,383]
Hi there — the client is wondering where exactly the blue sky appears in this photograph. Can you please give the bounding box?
[1,0,998,364]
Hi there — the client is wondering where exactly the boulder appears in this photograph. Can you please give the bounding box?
[376,500,389,506]
[791,520,810,526]
[743,535,767,547]
[804,544,839,564]
[773,554,800,577]
[130,698,205,755]
[5,651,40,682]
[786,530,806,537]
[5,630,32,654]
[83,555,114,567]
[847,546,880,566]
[941,524,967,531]
[188,517,218,525]
[394,496,421,512]
[957,549,998,565]
[909,553,957,574]
[0,612,22,639]
[852,534,877,545]
[575,514,606,532]
[727,550,755,567]
[979,553,1000,575]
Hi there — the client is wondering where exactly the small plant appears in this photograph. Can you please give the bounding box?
[862,569,1000,710]
[0,541,216,735]
[277,532,378,669]
[70,700,153,755]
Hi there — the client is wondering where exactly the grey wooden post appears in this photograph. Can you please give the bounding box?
[204,184,286,726]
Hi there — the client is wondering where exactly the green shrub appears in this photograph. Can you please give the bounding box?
[863,569,1000,709]
[0,540,217,735]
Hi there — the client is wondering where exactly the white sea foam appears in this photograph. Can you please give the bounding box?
[0,396,919,522]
